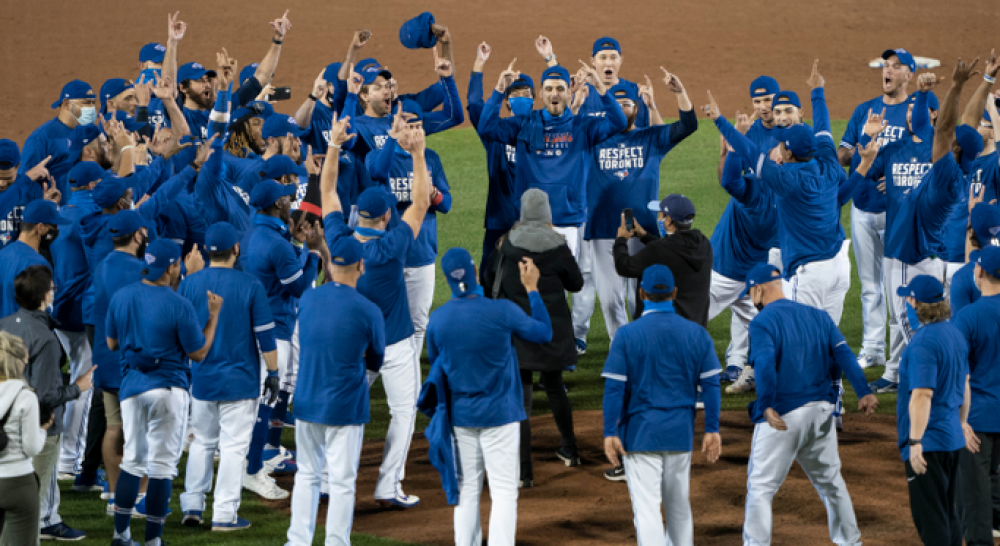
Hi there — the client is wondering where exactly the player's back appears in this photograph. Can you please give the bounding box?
[91,251,144,390]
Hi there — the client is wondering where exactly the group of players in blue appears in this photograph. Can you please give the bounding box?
[0,6,999,546]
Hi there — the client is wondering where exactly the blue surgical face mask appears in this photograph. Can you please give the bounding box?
[657,218,668,237]
[139,68,161,85]
[508,96,533,116]
[76,106,96,126]
[905,301,921,333]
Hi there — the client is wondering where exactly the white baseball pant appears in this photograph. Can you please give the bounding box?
[181,397,256,523]
[405,264,435,356]
[744,401,861,546]
[551,225,581,258]
[367,336,420,499]
[945,261,963,288]
[883,256,946,383]
[624,450,694,546]
[454,422,519,546]
[782,240,852,325]
[851,207,887,360]
[120,387,189,480]
[571,238,640,343]
[53,329,92,474]
[286,422,364,546]
[708,271,758,370]
[277,337,299,395]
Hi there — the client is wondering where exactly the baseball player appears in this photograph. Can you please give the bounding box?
[740,263,878,545]
[0,139,53,247]
[105,239,221,546]
[285,236,386,546]
[427,247,552,546]
[952,203,1000,314]
[0,200,62,318]
[602,265,722,546]
[179,222,281,531]
[323,116,429,507]
[894,275,971,546]
[717,76,780,180]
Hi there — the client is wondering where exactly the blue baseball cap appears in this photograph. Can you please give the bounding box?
[592,37,621,56]
[441,247,479,297]
[262,115,307,139]
[897,275,945,303]
[971,203,1000,247]
[750,76,780,99]
[541,66,571,86]
[139,43,166,64]
[108,210,151,237]
[508,74,535,92]
[775,123,818,158]
[357,59,391,86]
[68,125,101,158]
[739,263,783,298]
[355,58,381,74]
[882,48,916,73]
[100,111,147,134]
[177,62,217,83]
[205,222,240,252]
[357,187,396,219]
[0,139,20,169]
[52,80,94,109]
[647,194,696,225]
[142,239,181,281]
[93,176,128,208]
[249,179,297,208]
[978,246,1000,277]
[22,200,70,226]
[399,99,424,123]
[772,90,801,109]
[955,124,984,174]
[399,12,438,50]
[329,236,364,266]
[262,155,299,179]
[232,101,275,124]
[67,161,104,187]
[640,264,675,295]
[323,62,342,84]
[99,79,133,113]
[610,82,639,105]
[239,63,260,86]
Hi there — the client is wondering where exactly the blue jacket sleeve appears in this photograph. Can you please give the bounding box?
[811,88,833,139]
[912,90,934,143]
[137,165,197,222]
[251,282,278,353]
[477,90,520,144]
[749,320,777,418]
[365,136,397,182]
[422,76,464,136]
[830,324,872,398]
[332,78,348,115]
[721,152,750,202]
[656,109,698,149]
[602,333,628,437]
[365,309,386,372]
[430,156,452,214]
[235,76,263,109]
[467,72,485,129]
[509,291,553,344]
[701,374,721,433]
[715,117,763,170]
[585,92,628,144]
[340,94,360,151]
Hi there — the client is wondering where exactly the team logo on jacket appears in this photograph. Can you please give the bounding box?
[599,143,645,174]
[891,158,931,193]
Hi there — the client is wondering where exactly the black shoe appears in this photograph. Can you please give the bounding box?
[555,446,581,467]
[604,465,626,482]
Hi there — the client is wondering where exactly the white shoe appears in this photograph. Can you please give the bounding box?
[182,432,194,453]
[57,472,77,481]
[243,470,289,500]
[857,354,885,369]
[726,366,756,394]
[262,446,293,473]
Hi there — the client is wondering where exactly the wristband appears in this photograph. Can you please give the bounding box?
[308,94,319,102]
[431,190,444,206]
[273,38,283,45]
[986,74,997,84]
[190,161,202,172]
[267,369,279,377]
[907,438,922,446]
[329,144,341,150]
[544,54,556,62]
[120,145,134,153]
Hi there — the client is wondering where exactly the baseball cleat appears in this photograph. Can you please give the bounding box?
[376,492,420,508]
[555,446,581,467]
[39,522,86,541]
[132,496,171,519]
[71,471,107,493]
[57,472,77,481]
[262,446,297,474]
[718,365,742,383]
[212,517,251,531]
[726,366,756,394]
[243,470,290,500]
[604,466,626,482]
[575,338,587,356]
[868,377,898,394]
[857,354,885,369]
[182,510,204,527]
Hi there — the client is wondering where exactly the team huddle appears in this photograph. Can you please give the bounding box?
[0,8,998,546]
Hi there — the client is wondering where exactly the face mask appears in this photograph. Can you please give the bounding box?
[508,96,533,116]
[76,106,96,126]
[136,234,148,260]
[139,68,161,85]
[657,219,668,238]
[905,301,921,333]
[40,228,59,249]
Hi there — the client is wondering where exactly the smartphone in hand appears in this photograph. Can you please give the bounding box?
[623,208,634,231]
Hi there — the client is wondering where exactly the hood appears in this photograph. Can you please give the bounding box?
[663,230,711,271]
[0,379,28,416]
[500,232,566,268]
[80,211,112,247]
[507,222,567,254]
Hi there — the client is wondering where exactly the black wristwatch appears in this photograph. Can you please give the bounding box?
[272,38,283,45]
[907,438,922,446]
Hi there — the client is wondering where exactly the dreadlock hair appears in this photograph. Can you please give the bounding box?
[225,118,262,158]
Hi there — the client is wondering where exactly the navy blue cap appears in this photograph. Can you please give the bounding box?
[357,59,391,86]
[399,99,424,123]
[52,80,94,109]
[592,37,621,56]
[0,139,20,169]
[262,155,299,179]
[772,90,801,109]
[93,176,128,208]
[239,63,260,86]
[775,123,818,158]
[541,66,571,86]
[955,124,984,174]
[610,82,639,104]
[399,12,438,50]
[249,179,297,208]
[99,79,133,113]
[22,200,70,226]
[978,246,1000,277]
[971,203,1000,247]
[647,194,696,225]
[68,125,101,158]
[441,247,479,296]
[640,264,675,295]
[142,239,181,281]
[357,187,396,219]
[108,210,151,237]
[739,263,782,298]
[139,43,166,64]
[232,101,275,124]
[329,236,364,266]
[262,115,306,139]
[205,222,240,252]
[323,62,342,84]
[508,74,535,92]
[882,48,916,72]
[897,275,945,303]
[177,62,217,83]
[750,76,780,99]
[68,161,104,187]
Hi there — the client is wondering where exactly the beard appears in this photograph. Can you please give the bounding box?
[187,88,214,110]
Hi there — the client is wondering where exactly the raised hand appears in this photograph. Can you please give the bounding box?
[917,72,945,92]
[579,60,606,94]
[862,107,887,138]
[351,29,371,50]
[433,46,453,78]
[304,219,326,249]
[167,11,186,43]
[192,135,216,169]
[430,23,451,44]
[255,84,276,104]
[985,48,1000,78]
[703,90,721,120]
[216,48,237,89]
[952,57,981,85]
[311,69,328,98]
[535,35,553,60]
[495,59,520,93]
[519,257,540,292]
[26,156,52,182]
[329,113,355,147]
[857,136,882,164]
[42,180,61,204]
[477,42,491,64]
[270,10,292,41]
[806,59,825,89]
[639,75,656,108]
[735,111,753,134]
[346,64,363,95]
[133,76,153,107]
[387,106,406,140]
[398,124,426,155]
[570,83,589,115]
[661,67,684,93]
[152,76,175,101]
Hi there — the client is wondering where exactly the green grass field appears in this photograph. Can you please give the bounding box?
[59,120,895,545]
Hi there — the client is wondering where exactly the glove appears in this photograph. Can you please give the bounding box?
[263,370,281,405]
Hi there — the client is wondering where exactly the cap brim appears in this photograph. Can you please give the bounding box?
[279,183,298,197]
[647,200,661,213]
[52,215,72,225]
[142,266,169,281]
[895,286,911,297]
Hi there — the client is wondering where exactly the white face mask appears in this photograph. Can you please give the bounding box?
[76,106,96,126]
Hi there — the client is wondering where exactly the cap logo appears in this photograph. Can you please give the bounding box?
[155,44,166,52]
[144,254,156,265]
[990,226,1000,236]
[449,269,465,281]
[208,245,218,251]
[286,116,295,124]
[192,63,203,70]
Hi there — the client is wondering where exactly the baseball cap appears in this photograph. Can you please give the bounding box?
[93,176,128,208]
[978,246,1000,278]
[955,124,984,174]
[0,139,20,169]
[399,12,438,50]
[358,62,392,86]
[640,264,675,295]
[772,90,801,109]
[329,236,364,266]
[249,180,297,209]
[262,115,307,140]
[139,43,167,64]
[882,48,916,72]
[205,222,240,252]
[749,76,779,99]
[232,101,275,125]
[441,247,478,296]
[896,275,945,303]
[22,200,70,226]
[971,203,1000,247]
[357,187,396,219]
[99,78,134,113]
[647,194,696,226]
[610,83,639,105]
[262,155,299,179]
[774,123,818,159]
[68,125,101,158]
[739,263,782,298]
[399,99,424,123]
[508,74,535,92]
[101,111,147,134]
[541,66,571,86]
[67,161,104,187]
[108,210,151,237]
[52,80,94,109]
[142,239,181,281]
[592,37,621,56]
[177,62,217,83]
[323,62,342,84]
[239,63,260,86]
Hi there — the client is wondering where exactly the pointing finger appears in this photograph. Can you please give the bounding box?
[507,58,517,71]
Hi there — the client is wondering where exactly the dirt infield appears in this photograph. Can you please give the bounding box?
[271,410,926,545]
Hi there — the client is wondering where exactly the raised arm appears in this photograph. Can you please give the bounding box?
[422,49,465,135]
[253,11,291,87]
[638,75,664,126]
[293,69,326,129]
[320,113,354,216]
[430,23,455,78]
[364,108,403,181]
[807,61,832,138]
[337,30,371,82]
[399,126,431,237]
[961,49,998,128]
[477,60,523,144]
[934,57,979,163]
[579,62,626,142]
[467,43,491,128]
[534,36,559,68]
[163,12,186,103]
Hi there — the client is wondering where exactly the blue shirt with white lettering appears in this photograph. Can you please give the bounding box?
[944,150,999,263]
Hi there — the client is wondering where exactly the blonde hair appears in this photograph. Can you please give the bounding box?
[915,300,951,325]
[0,332,28,381]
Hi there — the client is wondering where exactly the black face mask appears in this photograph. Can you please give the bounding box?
[136,234,148,260]
[40,227,59,249]
[754,301,765,313]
